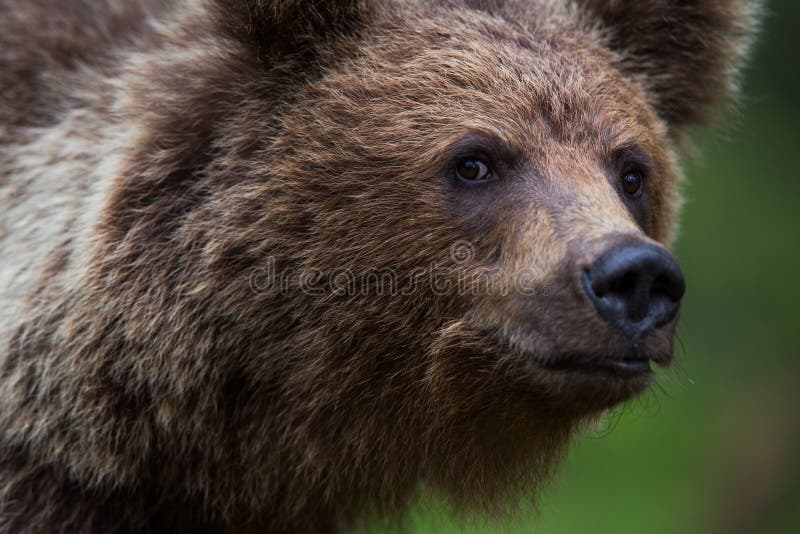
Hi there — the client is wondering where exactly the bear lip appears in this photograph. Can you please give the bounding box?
[540,353,668,377]
[476,326,672,379]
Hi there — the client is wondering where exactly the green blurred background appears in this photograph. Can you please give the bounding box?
[406,1,800,532]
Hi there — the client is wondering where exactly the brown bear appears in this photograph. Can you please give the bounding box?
[0,0,758,532]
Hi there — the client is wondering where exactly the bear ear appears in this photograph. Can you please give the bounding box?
[576,0,761,132]
[213,0,370,58]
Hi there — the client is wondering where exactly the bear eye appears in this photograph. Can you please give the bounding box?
[621,169,644,197]
[456,158,492,182]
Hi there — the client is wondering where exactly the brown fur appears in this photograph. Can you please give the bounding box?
[0,1,758,532]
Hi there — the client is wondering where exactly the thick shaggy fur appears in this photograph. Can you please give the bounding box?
[0,1,757,532]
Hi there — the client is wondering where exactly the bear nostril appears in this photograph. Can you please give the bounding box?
[583,243,685,337]
[612,270,638,297]
[650,274,678,304]
[592,268,636,298]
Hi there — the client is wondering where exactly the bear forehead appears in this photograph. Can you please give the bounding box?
[307,4,669,163]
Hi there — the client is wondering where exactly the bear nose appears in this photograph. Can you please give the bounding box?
[581,243,685,337]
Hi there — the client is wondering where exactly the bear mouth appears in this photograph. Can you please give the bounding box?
[476,326,671,381]
[530,351,671,407]
[540,353,659,378]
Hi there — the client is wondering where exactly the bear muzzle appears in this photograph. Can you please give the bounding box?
[539,239,685,382]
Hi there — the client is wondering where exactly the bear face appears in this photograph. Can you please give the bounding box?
[262,4,683,405]
[0,0,759,532]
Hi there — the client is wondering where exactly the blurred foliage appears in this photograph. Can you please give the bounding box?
[405,1,800,532]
